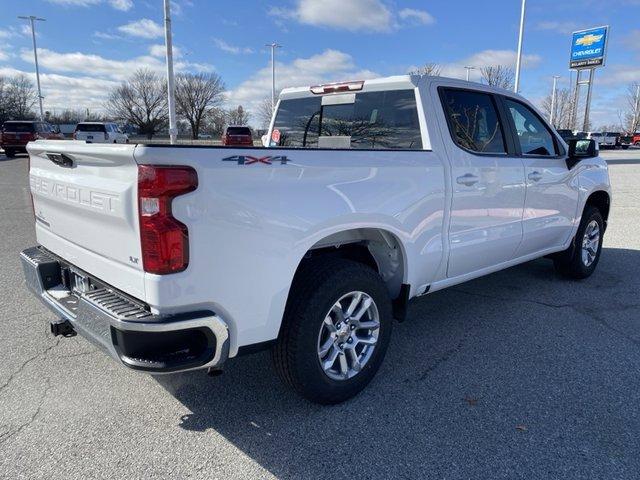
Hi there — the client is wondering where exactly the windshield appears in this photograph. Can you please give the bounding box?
[272,89,422,150]
[3,122,35,133]
[76,123,106,132]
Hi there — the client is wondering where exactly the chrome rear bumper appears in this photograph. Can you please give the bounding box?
[20,246,229,373]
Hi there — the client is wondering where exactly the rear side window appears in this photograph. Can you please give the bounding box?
[440,89,506,154]
[272,89,422,150]
[272,97,321,148]
[76,123,107,133]
[504,99,558,156]
[3,122,35,133]
[226,127,252,136]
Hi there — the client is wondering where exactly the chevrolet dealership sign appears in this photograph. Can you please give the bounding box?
[570,26,609,69]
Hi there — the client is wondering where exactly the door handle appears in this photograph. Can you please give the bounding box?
[528,171,543,182]
[456,173,479,186]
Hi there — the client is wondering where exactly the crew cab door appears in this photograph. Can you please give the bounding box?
[500,97,579,256]
[438,87,526,278]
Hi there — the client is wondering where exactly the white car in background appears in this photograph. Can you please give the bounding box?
[587,131,618,149]
[73,122,129,144]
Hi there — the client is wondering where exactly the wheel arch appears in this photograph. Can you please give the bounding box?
[293,227,408,301]
[585,190,611,230]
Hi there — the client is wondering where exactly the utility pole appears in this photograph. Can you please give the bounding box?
[18,15,45,120]
[549,75,561,127]
[163,0,177,144]
[265,42,281,111]
[514,0,527,93]
[464,66,476,82]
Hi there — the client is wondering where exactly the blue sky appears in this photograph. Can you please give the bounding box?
[0,0,638,127]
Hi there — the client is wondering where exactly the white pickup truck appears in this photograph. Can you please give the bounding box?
[21,75,611,404]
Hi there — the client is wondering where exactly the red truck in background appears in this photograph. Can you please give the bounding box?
[1,121,64,157]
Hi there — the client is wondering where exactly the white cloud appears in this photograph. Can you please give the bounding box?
[4,45,214,113]
[108,0,133,10]
[270,0,393,32]
[436,49,542,80]
[270,0,435,32]
[598,64,640,85]
[118,19,164,39]
[93,31,122,40]
[398,8,435,26]
[534,21,580,35]
[0,29,14,39]
[20,48,212,82]
[0,66,119,112]
[213,39,254,55]
[149,44,182,58]
[0,48,9,62]
[227,49,377,114]
[45,0,132,10]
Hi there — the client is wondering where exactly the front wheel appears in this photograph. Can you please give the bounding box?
[554,206,604,279]
[273,258,393,404]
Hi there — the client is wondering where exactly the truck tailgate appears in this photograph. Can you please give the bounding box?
[27,140,145,300]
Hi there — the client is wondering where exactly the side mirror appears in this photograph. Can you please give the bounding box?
[566,138,598,169]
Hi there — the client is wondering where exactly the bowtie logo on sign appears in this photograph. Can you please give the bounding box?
[222,155,290,165]
[575,34,604,47]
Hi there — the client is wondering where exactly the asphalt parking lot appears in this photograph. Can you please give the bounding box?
[1,149,639,479]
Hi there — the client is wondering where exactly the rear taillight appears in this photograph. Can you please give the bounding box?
[138,165,198,275]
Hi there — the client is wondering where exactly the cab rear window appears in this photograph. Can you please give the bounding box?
[2,122,35,133]
[76,124,106,133]
[272,90,422,150]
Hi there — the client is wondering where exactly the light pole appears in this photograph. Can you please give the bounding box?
[464,66,476,82]
[550,75,561,127]
[265,42,282,111]
[163,0,177,144]
[18,15,45,120]
[514,0,527,93]
[633,84,640,134]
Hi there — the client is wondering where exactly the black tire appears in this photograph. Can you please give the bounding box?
[4,149,15,158]
[554,206,604,279]
[272,258,393,404]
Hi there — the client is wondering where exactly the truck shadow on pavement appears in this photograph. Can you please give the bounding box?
[154,247,640,479]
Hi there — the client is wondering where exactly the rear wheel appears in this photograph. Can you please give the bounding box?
[273,258,393,404]
[4,149,15,158]
[554,206,604,279]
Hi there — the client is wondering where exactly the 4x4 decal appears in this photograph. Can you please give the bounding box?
[222,155,290,165]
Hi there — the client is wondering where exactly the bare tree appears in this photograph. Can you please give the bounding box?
[203,107,227,137]
[621,83,640,134]
[106,69,168,139]
[541,88,575,129]
[227,105,250,126]
[480,66,515,90]
[256,97,275,129]
[0,76,9,124]
[0,74,38,121]
[175,73,225,139]
[409,63,442,76]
